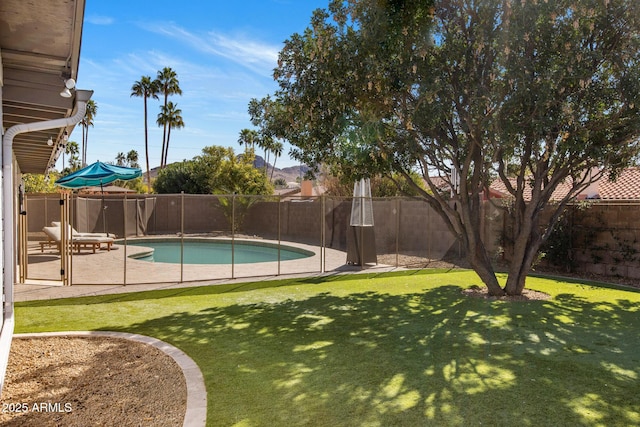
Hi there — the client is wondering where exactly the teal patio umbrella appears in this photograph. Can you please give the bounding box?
[55,161,142,188]
[56,161,142,233]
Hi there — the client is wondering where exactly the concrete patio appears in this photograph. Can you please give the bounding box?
[16,237,403,302]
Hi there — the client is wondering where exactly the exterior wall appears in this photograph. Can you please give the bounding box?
[0,121,20,395]
[0,64,6,390]
[568,202,640,280]
[0,55,5,354]
[498,201,640,280]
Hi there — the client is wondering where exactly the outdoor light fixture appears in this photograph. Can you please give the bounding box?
[47,137,54,146]
[63,130,69,141]
[60,78,76,98]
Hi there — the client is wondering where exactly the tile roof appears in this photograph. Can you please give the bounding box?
[489,178,574,201]
[489,167,640,201]
[596,167,640,200]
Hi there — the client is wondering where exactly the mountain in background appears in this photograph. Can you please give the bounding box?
[252,155,310,184]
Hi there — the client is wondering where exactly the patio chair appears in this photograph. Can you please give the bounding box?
[50,221,116,239]
[41,226,114,254]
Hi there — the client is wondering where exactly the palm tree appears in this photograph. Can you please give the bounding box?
[256,134,274,176]
[156,102,184,166]
[115,152,126,166]
[269,140,284,181]
[131,76,158,192]
[238,128,259,155]
[64,141,81,173]
[126,150,140,168]
[154,67,182,168]
[80,99,97,167]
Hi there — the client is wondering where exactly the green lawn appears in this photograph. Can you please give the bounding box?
[14,270,640,426]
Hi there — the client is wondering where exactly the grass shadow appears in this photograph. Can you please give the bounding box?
[16,268,460,308]
[95,285,640,426]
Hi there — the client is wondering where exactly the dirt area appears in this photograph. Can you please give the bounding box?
[0,336,186,427]
[462,285,551,301]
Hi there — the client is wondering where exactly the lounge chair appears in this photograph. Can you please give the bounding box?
[50,221,116,239]
[41,226,114,254]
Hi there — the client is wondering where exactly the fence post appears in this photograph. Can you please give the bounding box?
[320,195,324,272]
[278,195,281,276]
[231,194,235,279]
[180,191,184,283]
[18,194,27,282]
[395,197,399,268]
[427,201,432,261]
[123,191,127,286]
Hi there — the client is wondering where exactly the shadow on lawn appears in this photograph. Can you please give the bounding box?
[109,286,640,426]
[16,268,454,308]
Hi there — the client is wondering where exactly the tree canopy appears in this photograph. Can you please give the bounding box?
[153,146,273,196]
[251,0,640,295]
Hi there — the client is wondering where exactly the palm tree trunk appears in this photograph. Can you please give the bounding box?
[264,149,269,175]
[144,97,151,193]
[84,127,89,166]
[164,125,172,167]
[81,125,86,167]
[270,156,278,181]
[160,92,168,168]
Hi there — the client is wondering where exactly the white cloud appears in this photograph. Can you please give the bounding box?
[86,15,114,25]
[139,22,280,74]
[75,23,286,169]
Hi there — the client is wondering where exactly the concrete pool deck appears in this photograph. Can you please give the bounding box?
[17,237,406,302]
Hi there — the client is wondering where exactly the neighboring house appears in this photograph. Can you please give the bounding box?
[590,167,640,200]
[0,1,88,392]
[489,167,640,201]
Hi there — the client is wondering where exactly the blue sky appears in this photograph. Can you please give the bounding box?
[67,0,328,170]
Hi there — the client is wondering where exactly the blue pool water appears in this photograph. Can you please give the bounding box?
[127,239,314,264]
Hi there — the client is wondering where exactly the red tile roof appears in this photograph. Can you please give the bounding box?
[489,178,574,201]
[596,167,640,200]
[489,167,640,201]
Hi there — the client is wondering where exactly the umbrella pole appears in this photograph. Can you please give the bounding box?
[101,181,107,234]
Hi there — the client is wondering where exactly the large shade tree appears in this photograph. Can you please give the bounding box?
[153,145,274,195]
[131,75,159,192]
[251,0,640,295]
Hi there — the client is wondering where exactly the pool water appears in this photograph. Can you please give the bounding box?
[127,239,313,264]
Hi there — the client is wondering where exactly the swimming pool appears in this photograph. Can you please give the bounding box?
[126,239,314,264]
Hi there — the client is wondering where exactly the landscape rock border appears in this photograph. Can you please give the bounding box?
[8,331,206,427]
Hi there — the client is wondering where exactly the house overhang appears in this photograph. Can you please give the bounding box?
[1,0,86,173]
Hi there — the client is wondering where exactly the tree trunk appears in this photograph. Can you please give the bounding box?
[81,125,86,167]
[84,127,89,166]
[160,91,169,169]
[160,127,167,169]
[504,239,540,295]
[144,97,151,193]
[468,237,504,296]
[270,157,277,181]
[164,126,172,167]
[503,205,542,295]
